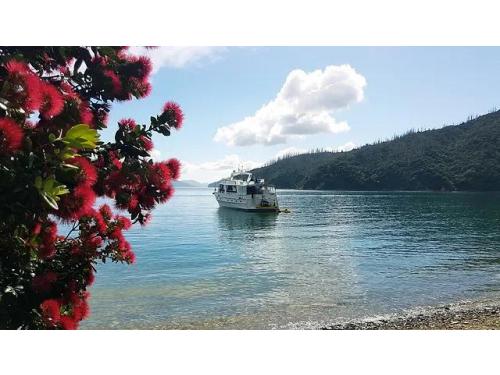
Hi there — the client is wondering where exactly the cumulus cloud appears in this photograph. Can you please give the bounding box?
[128,47,224,73]
[182,155,262,182]
[214,64,366,146]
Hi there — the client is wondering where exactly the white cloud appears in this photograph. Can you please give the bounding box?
[182,155,263,182]
[214,64,366,146]
[128,46,224,73]
[275,146,307,159]
[335,141,357,152]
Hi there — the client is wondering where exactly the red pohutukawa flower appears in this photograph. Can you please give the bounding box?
[68,156,98,186]
[129,77,152,98]
[150,162,171,188]
[60,82,78,100]
[103,69,123,95]
[166,158,181,180]
[38,220,58,259]
[0,118,24,153]
[79,101,94,126]
[60,315,78,330]
[140,135,154,151]
[117,216,132,230]
[4,60,43,111]
[5,59,30,75]
[136,56,153,80]
[86,271,95,286]
[40,299,61,326]
[39,82,64,118]
[162,101,184,129]
[56,184,96,220]
[118,118,137,130]
[99,204,113,221]
[71,291,90,321]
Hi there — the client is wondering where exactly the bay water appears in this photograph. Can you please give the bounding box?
[81,188,500,329]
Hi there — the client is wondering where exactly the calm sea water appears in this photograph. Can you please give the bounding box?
[81,188,500,329]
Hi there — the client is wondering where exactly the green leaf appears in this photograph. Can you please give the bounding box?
[61,163,79,170]
[59,146,77,160]
[158,111,169,124]
[53,185,70,196]
[41,192,59,210]
[63,124,99,150]
[35,177,70,210]
[157,126,171,137]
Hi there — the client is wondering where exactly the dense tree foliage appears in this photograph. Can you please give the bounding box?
[252,111,500,191]
[0,47,183,329]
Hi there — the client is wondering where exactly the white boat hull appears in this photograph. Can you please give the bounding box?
[214,192,279,212]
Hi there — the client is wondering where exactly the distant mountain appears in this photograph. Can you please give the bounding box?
[172,180,207,188]
[250,110,500,191]
[208,179,224,188]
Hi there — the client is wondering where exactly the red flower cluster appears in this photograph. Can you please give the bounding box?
[39,81,64,118]
[166,158,181,180]
[123,55,153,99]
[4,60,43,111]
[56,156,98,221]
[40,299,61,326]
[103,69,123,95]
[162,101,184,129]
[73,204,135,263]
[105,158,178,221]
[118,118,137,130]
[0,47,183,329]
[68,156,98,186]
[57,183,96,221]
[139,135,153,151]
[40,290,90,330]
[0,118,23,154]
[36,220,58,259]
[4,60,64,118]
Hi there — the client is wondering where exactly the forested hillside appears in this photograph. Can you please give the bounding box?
[251,111,500,191]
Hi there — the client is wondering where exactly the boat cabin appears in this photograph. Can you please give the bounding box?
[217,172,275,195]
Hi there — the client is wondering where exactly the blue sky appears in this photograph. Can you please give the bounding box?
[103,47,500,182]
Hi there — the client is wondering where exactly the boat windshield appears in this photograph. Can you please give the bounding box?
[232,173,250,181]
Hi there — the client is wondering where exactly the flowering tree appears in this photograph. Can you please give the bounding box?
[0,47,183,329]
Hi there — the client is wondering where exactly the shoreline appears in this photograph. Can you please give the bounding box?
[322,299,500,330]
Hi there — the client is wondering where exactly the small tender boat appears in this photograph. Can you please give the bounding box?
[213,170,279,212]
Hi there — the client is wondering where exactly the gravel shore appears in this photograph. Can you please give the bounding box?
[322,300,500,330]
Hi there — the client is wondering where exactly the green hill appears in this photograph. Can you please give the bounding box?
[251,111,500,191]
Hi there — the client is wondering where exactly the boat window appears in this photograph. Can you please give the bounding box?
[226,185,237,193]
[218,184,224,193]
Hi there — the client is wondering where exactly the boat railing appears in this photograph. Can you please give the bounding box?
[266,186,276,194]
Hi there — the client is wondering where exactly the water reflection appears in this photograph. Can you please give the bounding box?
[216,207,278,231]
